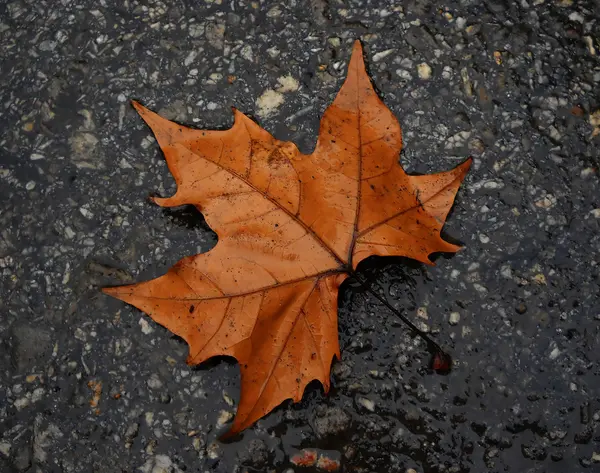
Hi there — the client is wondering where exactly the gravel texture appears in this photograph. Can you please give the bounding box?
[1,1,599,472]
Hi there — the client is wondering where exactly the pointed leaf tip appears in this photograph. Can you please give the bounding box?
[131,100,144,112]
[131,100,155,122]
[349,40,365,67]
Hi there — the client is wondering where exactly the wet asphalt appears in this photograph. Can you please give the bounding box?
[1,1,599,472]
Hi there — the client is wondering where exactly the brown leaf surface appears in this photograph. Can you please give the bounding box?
[103,41,471,436]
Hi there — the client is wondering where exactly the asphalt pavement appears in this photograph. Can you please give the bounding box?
[1,1,599,472]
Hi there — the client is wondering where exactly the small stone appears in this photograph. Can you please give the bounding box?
[69,132,100,169]
[328,37,341,47]
[0,255,13,268]
[267,5,282,17]
[493,51,503,65]
[516,303,527,314]
[31,387,45,403]
[152,454,172,473]
[473,283,488,294]
[38,40,56,51]
[256,89,284,118]
[445,130,471,149]
[139,318,154,334]
[240,44,253,62]
[535,194,556,209]
[25,181,36,190]
[74,327,86,341]
[417,63,432,79]
[449,312,460,325]
[184,50,197,67]
[461,68,473,96]
[356,396,375,412]
[79,206,94,219]
[0,442,10,457]
[584,36,596,56]
[533,274,547,285]
[205,21,226,49]
[147,374,163,390]
[549,346,560,360]
[124,422,139,447]
[568,12,584,23]
[189,23,204,38]
[207,442,221,459]
[373,49,394,62]
[14,397,29,410]
[267,46,280,58]
[589,110,600,137]
[396,69,411,80]
[469,137,486,154]
[30,153,44,160]
[276,75,299,93]
[223,391,235,406]
[312,406,351,439]
[216,409,233,428]
[416,320,430,332]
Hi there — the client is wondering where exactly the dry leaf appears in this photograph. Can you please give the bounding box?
[103,40,471,436]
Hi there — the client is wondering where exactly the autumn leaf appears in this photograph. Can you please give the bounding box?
[103,40,471,436]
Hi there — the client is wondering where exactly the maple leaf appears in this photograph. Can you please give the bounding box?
[103,40,471,436]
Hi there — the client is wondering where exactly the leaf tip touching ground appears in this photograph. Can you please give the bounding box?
[131,100,154,121]
[423,156,473,264]
[130,100,183,148]
[102,284,139,304]
[458,156,473,174]
[101,285,125,297]
[348,39,366,77]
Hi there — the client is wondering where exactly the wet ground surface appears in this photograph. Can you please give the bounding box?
[1,0,600,472]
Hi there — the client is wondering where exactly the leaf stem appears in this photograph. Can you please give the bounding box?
[349,270,452,371]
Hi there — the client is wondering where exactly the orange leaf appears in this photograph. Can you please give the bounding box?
[103,40,471,436]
